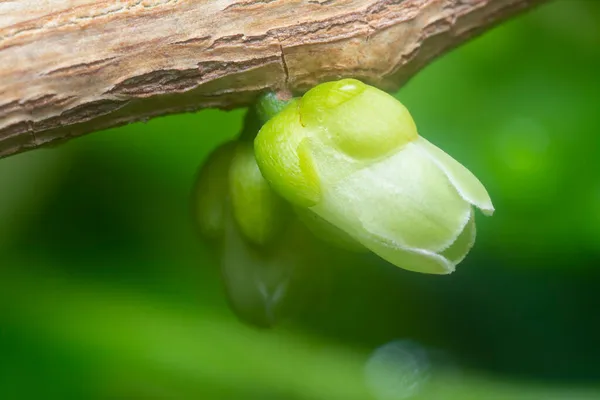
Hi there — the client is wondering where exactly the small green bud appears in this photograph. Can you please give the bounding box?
[254,79,494,274]
[229,141,290,245]
[192,141,236,239]
[221,210,319,328]
[193,109,318,328]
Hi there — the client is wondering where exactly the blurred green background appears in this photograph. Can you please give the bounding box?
[1,1,600,398]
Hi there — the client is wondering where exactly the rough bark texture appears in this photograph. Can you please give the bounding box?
[0,0,547,158]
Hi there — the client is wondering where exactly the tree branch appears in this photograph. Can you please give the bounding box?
[0,0,547,158]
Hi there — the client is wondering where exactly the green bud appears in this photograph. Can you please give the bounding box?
[229,141,290,246]
[221,209,319,328]
[192,141,236,239]
[254,79,494,274]
[193,110,318,327]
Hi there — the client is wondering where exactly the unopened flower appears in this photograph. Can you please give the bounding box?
[193,138,318,327]
[193,139,290,326]
[254,79,494,274]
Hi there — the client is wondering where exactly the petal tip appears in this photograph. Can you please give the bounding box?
[423,262,455,275]
[481,206,495,217]
[441,261,456,275]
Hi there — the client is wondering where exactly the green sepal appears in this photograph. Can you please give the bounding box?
[254,100,321,208]
[298,78,418,159]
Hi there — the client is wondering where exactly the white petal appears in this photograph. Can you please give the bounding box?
[365,234,455,274]
[294,206,366,252]
[416,137,494,216]
[311,142,471,253]
[441,208,476,265]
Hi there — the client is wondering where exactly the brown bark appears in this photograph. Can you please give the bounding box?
[0,0,547,158]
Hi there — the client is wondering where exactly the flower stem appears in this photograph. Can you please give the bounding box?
[255,91,293,124]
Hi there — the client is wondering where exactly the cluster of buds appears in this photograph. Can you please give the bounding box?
[193,107,317,327]
[193,79,493,325]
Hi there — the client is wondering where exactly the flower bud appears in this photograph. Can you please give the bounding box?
[221,211,318,328]
[229,141,290,246]
[254,79,494,274]
[192,114,319,327]
[192,141,236,239]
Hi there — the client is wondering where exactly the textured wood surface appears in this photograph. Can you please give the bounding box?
[0,0,547,158]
